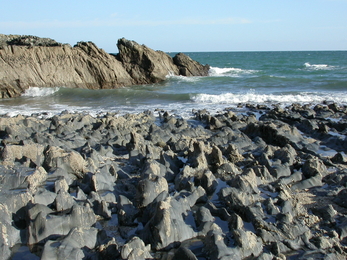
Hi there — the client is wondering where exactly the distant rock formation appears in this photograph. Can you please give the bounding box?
[0,35,210,98]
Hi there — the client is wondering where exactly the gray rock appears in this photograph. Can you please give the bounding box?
[117,195,139,226]
[302,156,327,178]
[194,170,218,195]
[121,236,152,260]
[140,190,204,250]
[28,203,96,245]
[53,190,75,211]
[135,174,168,208]
[203,224,241,260]
[233,229,263,258]
[41,227,99,260]
[44,146,87,178]
[334,189,347,208]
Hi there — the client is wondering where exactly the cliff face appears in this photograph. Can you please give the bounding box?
[0,35,210,99]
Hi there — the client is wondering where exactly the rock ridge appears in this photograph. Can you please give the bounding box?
[0,34,210,98]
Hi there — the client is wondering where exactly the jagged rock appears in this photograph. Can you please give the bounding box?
[88,191,112,219]
[53,190,75,211]
[54,177,69,193]
[135,174,168,208]
[173,52,210,76]
[0,35,209,98]
[1,107,347,259]
[302,156,327,178]
[28,203,96,245]
[120,236,152,260]
[0,143,45,166]
[233,229,263,258]
[117,195,139,226]
[194,169,218,195]
[98,238,120,259]
[140,188,205,250]
[244,120,306,149]
[33,189,57,205]
[0,203,21,259]
[44,146,87,178]
[203,224,241,260]
[41,227,101,260]
[188,141,209,169]
[116,38,180,84]
[334,189,347,208]
[90,166,117,192]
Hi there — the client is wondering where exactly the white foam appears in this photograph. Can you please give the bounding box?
[208,66,258,77]
[304,62,334,70]
[192,92,347,105]
[22,87,60,97]
[166,74,201,83]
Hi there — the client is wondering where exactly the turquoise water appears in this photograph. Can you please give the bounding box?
[1,51,346,117]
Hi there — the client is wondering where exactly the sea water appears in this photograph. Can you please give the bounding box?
[0,51,346,117]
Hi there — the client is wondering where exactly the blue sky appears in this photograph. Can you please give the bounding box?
[1,0,346,52]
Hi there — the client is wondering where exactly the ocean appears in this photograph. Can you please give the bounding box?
[1,51,346,117]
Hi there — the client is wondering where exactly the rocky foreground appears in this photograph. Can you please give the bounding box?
[1,102,347,259]
[0,34,209,98]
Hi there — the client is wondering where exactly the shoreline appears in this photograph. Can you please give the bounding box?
[1,102,347,259]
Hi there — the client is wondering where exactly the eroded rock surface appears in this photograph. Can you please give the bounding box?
[1,102,347,259]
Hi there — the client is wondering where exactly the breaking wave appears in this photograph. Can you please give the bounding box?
[208,66,258,77]
[22,87,60,97]
[192,91,347,106]
[304,62,335,70]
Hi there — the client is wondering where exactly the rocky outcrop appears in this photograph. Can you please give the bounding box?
[1,102,347,259]
[0,35,210,98]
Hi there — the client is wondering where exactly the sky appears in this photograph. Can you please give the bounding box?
[1,0,346,53]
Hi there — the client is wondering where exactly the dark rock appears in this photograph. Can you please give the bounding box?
[302,156,327,178]
[172,246,198,260]
[1,107,347,259]
[244,120,306,149]
[331,152,347,164]
[117,195,139,226]
[334,189,347,208]
[173,52,210,76]
[135,175,168,208]
[4,35,62,47]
